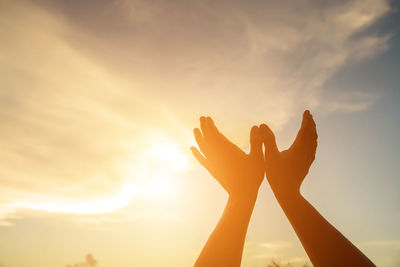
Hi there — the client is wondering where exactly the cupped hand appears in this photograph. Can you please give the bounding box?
[260,110,318,198]
[191,116,264,199]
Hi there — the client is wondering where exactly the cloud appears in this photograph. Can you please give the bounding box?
[356,240,400,266]
[259,241,293,250]
[358,240,400,250]
[326,91,380,112]
[27,0,392,127]
[0,0,192,223]
[0,0,393,224]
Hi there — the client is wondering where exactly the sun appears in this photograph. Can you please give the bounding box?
[146,140,189,170]
[17,135,190,215]
[140,138,189,197]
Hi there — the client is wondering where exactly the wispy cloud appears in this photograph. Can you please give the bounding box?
[326,91,380,112]
[0,0,393,224]
[358,240,400,250]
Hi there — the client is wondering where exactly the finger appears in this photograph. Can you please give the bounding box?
[301,109,316,131]
[309,113,318,152]
[193,128,210,156]
[305,112,317,142]
[310,116,318,140]
[200,116,210,139]
[305,112,318,163]
[309,112,316,127]
[190,146,209,170]
[259,124,278,159]
[303,109,310,123]
[250,125,263,158]
[204,117,219,143]
[206,117,220,136]
[291,110,313,150]
[205,117,235,149]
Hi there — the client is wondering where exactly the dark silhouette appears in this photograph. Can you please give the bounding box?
[191,116,264,266]
[260,110,375,267]
[191,111,375,267]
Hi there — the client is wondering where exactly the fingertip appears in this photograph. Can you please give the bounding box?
[206,116,212,126]
[259,123,273,139]
[206,116,220,134]
[200,116,207,132]
[259,123,270,130]
[250,125,261,142]
[190,146,197,155]
[261,124,278,156]
[310,114,316,127]
[259,123,267,132]
[302,110,311,128]
[250,125,258,135]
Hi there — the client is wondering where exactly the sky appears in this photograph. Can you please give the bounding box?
[0,0,399,266]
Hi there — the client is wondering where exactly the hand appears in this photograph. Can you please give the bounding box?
[260,110,318,198]
[191,116,264,199]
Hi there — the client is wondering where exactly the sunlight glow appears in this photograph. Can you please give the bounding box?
[146,140,190,171]
[18,183,141,214]
[12,135,190,215]
[133,137,190,198]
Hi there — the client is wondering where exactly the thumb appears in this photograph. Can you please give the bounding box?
[259,124,278,159]
[250,126,263,158]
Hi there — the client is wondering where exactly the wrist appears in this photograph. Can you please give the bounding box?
[276,191,304,212]
[229,191,258,206]
[270,185,302,206]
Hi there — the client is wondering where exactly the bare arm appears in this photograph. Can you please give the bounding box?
[275,192,374,266]
[260,110,375,267]
[191,117,264,267]
[194,194,257,267]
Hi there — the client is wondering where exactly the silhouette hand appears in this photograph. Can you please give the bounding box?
[260,110,318,198]
[191,117,264,199]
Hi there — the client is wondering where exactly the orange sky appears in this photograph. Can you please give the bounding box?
[0,0,399,266]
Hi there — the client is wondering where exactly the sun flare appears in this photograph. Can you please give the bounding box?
[3,135,191,217]
[134,137,190,198]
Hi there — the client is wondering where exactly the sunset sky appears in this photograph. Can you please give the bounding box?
[0,0,399,266]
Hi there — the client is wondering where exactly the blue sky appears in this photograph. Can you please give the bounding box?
[0,0,399,266]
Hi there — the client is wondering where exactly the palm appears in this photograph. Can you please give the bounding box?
[262,111,318,195]
[191,117,264,197]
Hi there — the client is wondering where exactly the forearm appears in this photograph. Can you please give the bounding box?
[194,193,257,267]
[274,191,375,267]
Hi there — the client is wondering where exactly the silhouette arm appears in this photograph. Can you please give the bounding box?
[194,194,257,267]
[191,116,264,267]
[275,191,375,266]
[260,111,375,267]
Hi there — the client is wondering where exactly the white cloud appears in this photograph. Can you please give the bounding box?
[259,241,293,249]
[0,0,393,224]
[326,91,380,112]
